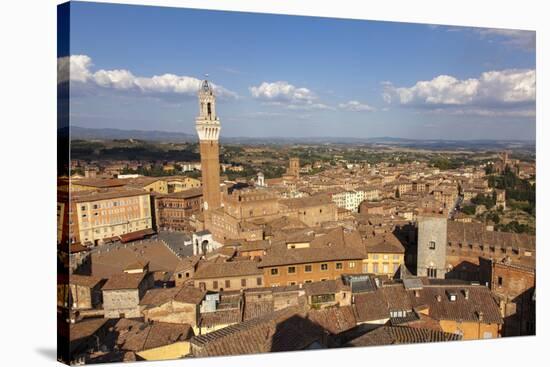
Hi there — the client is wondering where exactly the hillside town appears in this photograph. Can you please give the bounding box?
[57,80,536,364]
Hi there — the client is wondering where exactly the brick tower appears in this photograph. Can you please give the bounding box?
[288,157,300,178]
[196,79,221,213]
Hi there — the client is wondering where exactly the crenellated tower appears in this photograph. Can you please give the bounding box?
[196,79,221,212]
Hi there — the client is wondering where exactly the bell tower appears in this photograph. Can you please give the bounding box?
[196,78,221,212]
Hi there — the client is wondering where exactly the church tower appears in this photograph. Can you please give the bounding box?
[196,79,221,212]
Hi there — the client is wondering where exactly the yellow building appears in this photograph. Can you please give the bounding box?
[362,233,405,277]
[71,188,153,245]
[137,341,191,361]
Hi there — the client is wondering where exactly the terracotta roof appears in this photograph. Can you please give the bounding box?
[199,308,242,328]
[364,233,405,254]
[70,274,103,288]
[347,326,461,346]
[72,178,126,188]
[391,312,443,331]
[115,320,193,352]
[304,278,349,297]
[140,286,206,306]
[71,188,148,203]
[243,300,274,321]
[410,285,503,324]
[447,221,535,251]
[260,228,366,268]
[193,259,262,280]
[279,194,333,209]
[307,306,357,334]
[156,187,203,199]
[91,240,186,278]
[353,290,390,322]
[191,306,324,357]
[70,318,109,342]
[120,229,156,243]
[102,272,146,291]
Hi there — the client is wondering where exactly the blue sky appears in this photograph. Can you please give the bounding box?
[63,1,536,140]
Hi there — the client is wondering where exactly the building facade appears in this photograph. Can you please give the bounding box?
[71,189,153,245]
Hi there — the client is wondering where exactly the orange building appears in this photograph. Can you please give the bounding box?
[259,228,366,287]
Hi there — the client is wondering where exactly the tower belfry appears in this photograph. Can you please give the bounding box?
[196,78,221,212]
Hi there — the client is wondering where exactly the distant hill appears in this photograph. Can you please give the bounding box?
[70,126,195,142]
[65,126,535,151]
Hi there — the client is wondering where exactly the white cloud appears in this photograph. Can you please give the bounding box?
[250,81,315,103]
[338,100,375,112]
[382,69,535,117]
[249,81,332,110]
[58,55,92,83]
[58,54,238,100]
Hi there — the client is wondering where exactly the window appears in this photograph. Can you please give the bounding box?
[288,266,296,274]
[321,263,328,271]
[177,273,183,279]
[349,262,356,269]
[393,254,399,260]
[241,279,247,287]
[373,263,379,273]
[498,276,503,287]
[427,268,437,278]
[305,280,312,283]
[81,206,86,211]
[271,268,279,276]
[383,263,389,273]
[393,263,399,273]
[256,277,262,286]
[336,263,343,270]
[289,281,297,286]
[213,281,218,289]
[429,241,436,250]
[305,265,312,272]
[225,280,231,289]
[373,254,379,260]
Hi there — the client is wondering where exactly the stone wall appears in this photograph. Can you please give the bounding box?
[417,215,447,278]
[103,289,140,318]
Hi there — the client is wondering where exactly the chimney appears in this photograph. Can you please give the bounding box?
[477,311,484,322]
[463,289,469,300]
[414,290,421,298]
[436,295,442,302]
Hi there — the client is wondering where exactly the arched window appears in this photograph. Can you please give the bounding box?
[207,102,212,118]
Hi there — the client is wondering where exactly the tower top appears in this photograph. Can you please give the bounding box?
[196,77,220,141]
[200,78,214,95]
